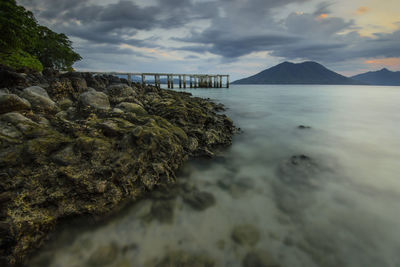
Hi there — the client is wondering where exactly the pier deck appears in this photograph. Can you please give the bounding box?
[87,72,230,88]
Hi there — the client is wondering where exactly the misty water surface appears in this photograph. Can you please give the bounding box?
[29,85,400,267]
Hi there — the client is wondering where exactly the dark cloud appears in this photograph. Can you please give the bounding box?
[16,0,400,72]
[176,31,300,58]
[172,1,400,65]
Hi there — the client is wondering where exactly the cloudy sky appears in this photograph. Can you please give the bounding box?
[18,0,400,80]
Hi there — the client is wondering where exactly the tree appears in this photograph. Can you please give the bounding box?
[0,0,38,51]
[31,26,82,71]
[0,0,81,71]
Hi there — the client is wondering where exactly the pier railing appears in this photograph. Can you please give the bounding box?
[86,72,230,89]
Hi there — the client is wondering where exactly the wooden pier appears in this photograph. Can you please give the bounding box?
[88,72,230,89]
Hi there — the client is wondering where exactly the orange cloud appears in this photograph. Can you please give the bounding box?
[365,57,400,68]
[317,13,328,19]
[356,6,369,15]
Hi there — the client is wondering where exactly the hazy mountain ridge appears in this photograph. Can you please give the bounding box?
[351,68,400,86]
[233,61,362,85]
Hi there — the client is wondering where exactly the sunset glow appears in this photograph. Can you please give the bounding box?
[356,6,369,15]
[317,13,328,19]
[365,58,400,68]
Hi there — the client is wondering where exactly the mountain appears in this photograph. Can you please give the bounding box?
[351,68,400,86]
[233,61,362,85]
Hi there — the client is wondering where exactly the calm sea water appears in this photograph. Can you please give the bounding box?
[30,85,400,267]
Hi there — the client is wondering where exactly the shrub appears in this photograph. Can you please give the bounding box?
[0,49,43,72]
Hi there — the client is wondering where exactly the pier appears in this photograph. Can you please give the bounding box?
[88,72,230,89]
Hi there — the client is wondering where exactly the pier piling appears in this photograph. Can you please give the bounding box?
[86,72,229,89]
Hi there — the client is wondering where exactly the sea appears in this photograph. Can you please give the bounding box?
[29,84,400,267]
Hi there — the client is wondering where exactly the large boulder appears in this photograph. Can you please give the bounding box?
[78,89,110,111]
[22,86,59,113]
[106,84,137,104]
[0,93,31,114]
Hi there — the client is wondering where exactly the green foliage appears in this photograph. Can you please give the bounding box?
[0,0,81,71]
[0,0,38,51]
[31,26,82,71]
[0,49,43,72]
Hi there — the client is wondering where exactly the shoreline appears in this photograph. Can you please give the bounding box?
[0,65,236,266]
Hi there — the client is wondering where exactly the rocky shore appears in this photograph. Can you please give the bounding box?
[0,65,236,266]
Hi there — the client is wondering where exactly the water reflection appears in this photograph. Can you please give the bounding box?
[29,85,400,267]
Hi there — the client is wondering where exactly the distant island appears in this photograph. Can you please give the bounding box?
[351,68,400,86]
[232,61,400,86]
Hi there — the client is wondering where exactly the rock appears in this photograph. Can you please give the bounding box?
[22,86,59,113]
[0,94,29,114]
[0,66,29,88]
[0,72,237,266]
[216,240,225,250]
[97,119,134,137]
[42,68,59,77]
[273,154,323,215]
[69,77,88,93]
[0,120,22,139]
[0,192,13,204]
[116,102,147,115]
[78,89,110,111]
[57,98,74,110]
[106,84,137,104]
[297,125,311,129]
[113,259,131,267]
[51,145,79,165]
[242,250,280,267]
[155,251,215,267]
[277,154,320,187]
[47,78,74,100]
[106,84,135,97]
[148,200,175,223]
[0,88,10,94]
[87,242,119,266]
[217,177,254,198]
[23,86,49,98]
[183,191,216,211]
[231,224,260,246]
[112,108,124,114]
[187,137,199,152]
[0,112,38,134]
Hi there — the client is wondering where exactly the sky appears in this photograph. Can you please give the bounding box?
[18,0,400,81]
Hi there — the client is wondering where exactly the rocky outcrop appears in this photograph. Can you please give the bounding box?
[0,68,236,266]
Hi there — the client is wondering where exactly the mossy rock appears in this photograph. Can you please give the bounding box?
[182,191,216,211]
[0,93,31,114]
[242,250,280,267]
[116,102,146,115]
[22,86,60,113]
[231,224,260,246]
[87,242,119,266]
[155,251,215,267]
